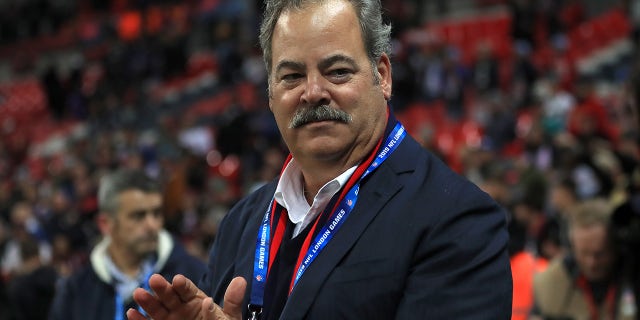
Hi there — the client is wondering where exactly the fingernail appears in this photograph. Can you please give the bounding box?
[208,300,215,312]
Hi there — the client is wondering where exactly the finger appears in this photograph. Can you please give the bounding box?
[172,274,207,302]
[147,273,171,292]
[146,274,194,311]
[132,287,169,319]
[145,274,195,312]
[222,277,247,319]
[126,308,147,320]
[201,297,225,320]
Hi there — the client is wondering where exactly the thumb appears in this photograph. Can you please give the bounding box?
[223,277,247,318]
[201,277,247,320]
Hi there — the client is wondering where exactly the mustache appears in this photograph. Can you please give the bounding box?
[138,233,159,242]
[289,105,352,129]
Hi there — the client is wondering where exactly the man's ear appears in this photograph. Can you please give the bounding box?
[377,53,392,101]
[267,84,274,112]
[96,212,113,236]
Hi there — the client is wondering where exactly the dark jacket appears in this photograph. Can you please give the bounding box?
[49,230,206,320]
[7,265,58,320]
[198,114,513,319]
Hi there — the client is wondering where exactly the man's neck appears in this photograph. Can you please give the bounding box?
[107,245,143,277]
[298,124,386,197]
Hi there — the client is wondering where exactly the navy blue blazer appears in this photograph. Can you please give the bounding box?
[199,118,513,319]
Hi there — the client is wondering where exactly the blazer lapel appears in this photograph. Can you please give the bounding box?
[280,142,415,319]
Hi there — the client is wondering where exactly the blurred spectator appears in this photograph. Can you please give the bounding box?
[389,37,418,111]
[548,36,577,92]
[614,131,640,189]
[441,48,468,119]
[480,94,517,153]
[471,42,500,97]
[215,96,251,157]
[1,202,52,281]
[509,0,536,47]
[548,176,579,248]
[510,41,538,109]
[512,168,563,260]
[414,41,445,103]
[519,113,554,172]
[531,198,634,320]
[541,76,576,136]
[39,186,92,276]
[66,67,89,120]
[41,65,67,121]
[610,161,640,315]
[49,168,206,320]
[536,215,564,262]
[567,75,619,145]
[509,217,549,320]
[245,145,287,194]
[6,235,58,320]
[210,19,244,85]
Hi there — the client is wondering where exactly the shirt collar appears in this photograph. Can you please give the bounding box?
[274,158,356,226]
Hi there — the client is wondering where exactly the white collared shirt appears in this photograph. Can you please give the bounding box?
[274,159,357,238]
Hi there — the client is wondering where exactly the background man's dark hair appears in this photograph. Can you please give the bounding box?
[97,169,161,215]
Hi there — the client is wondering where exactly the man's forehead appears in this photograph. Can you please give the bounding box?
[274,0,357,33]
[271,0,364,58]
[279,0,351,15]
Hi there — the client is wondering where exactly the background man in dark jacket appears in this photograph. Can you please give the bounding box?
[49,168,206,320]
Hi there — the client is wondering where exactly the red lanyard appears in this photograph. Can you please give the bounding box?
[576,275,617,320]
[266,136,383,294]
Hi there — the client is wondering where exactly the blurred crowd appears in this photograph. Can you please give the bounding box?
[0,0,639,319]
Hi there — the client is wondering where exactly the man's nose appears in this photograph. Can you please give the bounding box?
[301,73,330,105]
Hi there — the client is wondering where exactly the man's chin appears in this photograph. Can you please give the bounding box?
[584,272,608,282]
[136,243,159,256]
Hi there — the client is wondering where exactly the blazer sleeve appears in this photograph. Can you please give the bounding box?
[197,182,275,306]
[394,188,513,319]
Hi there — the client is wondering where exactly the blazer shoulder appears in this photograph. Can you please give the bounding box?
[388,133,497,210]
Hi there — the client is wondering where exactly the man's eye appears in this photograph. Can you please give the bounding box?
[328,68,352,80]
[130,209,162,220]
[330,68,350,77]
[132,211,146,220]
[281,73,302,81]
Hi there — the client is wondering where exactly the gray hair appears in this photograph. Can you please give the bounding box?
[259,0,392,76]
[568,198,613,236]
[98,169,161,215]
